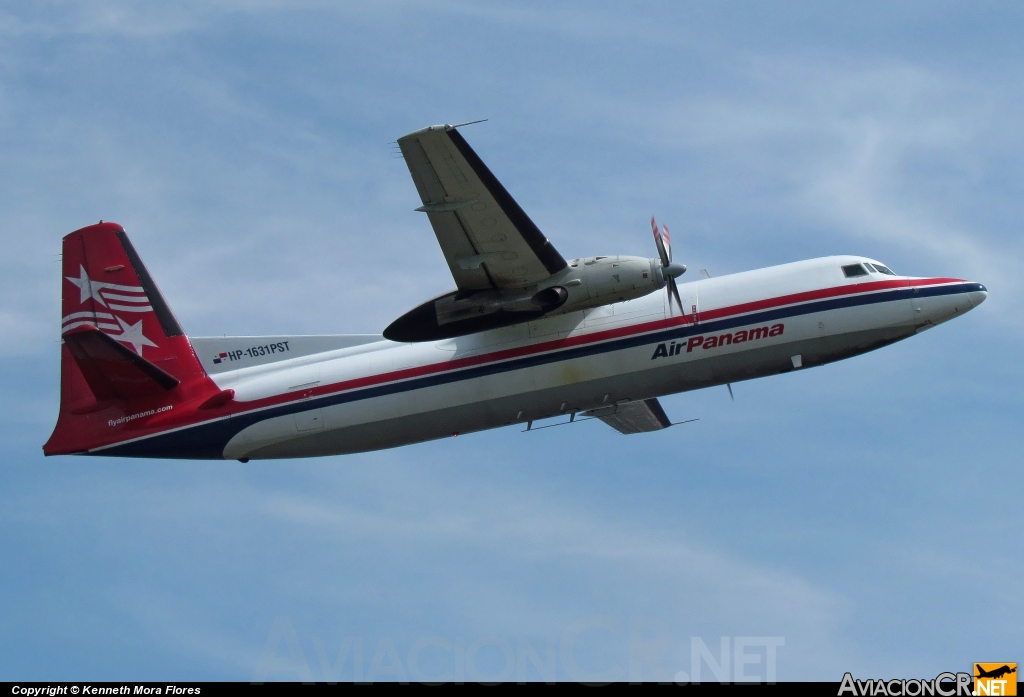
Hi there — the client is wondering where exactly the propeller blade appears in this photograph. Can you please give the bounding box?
[651,216,670,267]
[668,276,684,315]
[727,383,734,401]
[661,224,672,263]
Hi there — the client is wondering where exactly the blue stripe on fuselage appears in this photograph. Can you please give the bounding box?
[97,282,981,458]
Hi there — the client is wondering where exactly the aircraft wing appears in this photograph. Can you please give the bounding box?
[397,125,568,291]
[585,398,672,434]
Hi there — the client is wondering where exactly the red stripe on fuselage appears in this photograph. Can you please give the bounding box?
[698,277,959,322]
[93,277,966,448]
[292,277,963,404]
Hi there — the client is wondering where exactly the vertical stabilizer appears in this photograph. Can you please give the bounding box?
[44,222,217,456]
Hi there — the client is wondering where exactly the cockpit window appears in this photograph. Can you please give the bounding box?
[842,264,868,278]
[872,263,896,276]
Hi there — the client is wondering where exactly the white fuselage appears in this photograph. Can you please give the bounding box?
[156,255,984,460]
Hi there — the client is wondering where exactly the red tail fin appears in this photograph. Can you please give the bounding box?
[44,222,217,455]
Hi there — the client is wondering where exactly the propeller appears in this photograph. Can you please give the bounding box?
[651,217,687,314]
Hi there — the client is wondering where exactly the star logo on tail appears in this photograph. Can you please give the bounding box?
[65,265,152,312]
[66,264,110,307]
[111,316,158,355]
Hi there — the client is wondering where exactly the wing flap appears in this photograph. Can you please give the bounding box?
[585,398,672,434]
[62,325,179,401]
[402,137,448,207]
[397,125,567,291]
[425,210,492,290]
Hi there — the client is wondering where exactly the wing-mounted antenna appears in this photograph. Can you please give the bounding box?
[448,119,488,129]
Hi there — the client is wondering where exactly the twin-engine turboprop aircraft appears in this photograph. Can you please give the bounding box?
[44,124,987,460]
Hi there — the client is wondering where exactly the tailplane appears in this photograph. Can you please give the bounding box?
[62,324,180,400]
[44,222,217,455]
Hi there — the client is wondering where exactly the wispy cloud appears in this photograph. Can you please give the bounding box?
[537,56,1022,324]
[2,456,852,678]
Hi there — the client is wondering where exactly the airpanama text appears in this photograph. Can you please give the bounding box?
[652,323,785,359]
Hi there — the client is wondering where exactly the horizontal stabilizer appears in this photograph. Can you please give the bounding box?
[63,325,179,401]
[585,398,672,434]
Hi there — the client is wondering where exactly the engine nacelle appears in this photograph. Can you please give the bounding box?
[383,255,668,342]
[563,255,664,311]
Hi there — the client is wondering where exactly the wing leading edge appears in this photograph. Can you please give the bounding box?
[397,125,567,291]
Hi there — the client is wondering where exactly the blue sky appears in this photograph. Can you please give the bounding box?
[1,1,1021,682]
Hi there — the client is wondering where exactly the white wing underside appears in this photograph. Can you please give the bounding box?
[585,398,673,434]
[397,125,567,291]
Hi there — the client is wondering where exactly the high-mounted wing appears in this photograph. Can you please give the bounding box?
[397,125,567,291]
[585,398,672,434]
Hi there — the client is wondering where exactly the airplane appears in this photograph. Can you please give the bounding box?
[44,123,988,460]
[975,665,1016,680]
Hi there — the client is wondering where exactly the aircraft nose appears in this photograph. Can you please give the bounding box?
[967,283,988,309]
